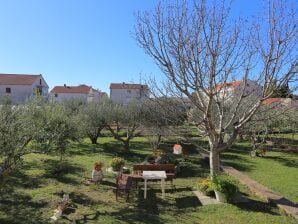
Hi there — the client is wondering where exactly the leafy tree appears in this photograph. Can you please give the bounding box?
[78,101,107,144]
[0,104,33,182]
[105,101,143,150]
[140,98,187,149]
[31,102,81,163]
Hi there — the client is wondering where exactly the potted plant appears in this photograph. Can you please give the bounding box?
[110,157,125,172]
[211,175,239,203]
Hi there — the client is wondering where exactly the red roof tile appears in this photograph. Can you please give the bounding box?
[110,83,149,90]
[51,85,92,94]
[0,74,41,85]
[215,80,243,90]
[262,98,283,105]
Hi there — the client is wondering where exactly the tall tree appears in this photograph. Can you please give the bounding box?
[135,0,298,178]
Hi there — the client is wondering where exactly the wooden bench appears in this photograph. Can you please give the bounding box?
[133,164,176,188]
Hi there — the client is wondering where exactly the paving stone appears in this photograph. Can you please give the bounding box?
[192,190,221,205]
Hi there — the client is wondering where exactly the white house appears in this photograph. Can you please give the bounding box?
[216,79,263,100]
[110,82,150,105]
[0,73,49,104]
[263,98,298,110]
[50,84,107,103]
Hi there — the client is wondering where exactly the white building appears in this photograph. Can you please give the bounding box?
[216,79,263,100]
[110,83,149,105]
[50,84,107,103]
[0,73,49,104]
[263,98,298,110]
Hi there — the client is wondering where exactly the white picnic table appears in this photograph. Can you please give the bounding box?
[142,170,167,199]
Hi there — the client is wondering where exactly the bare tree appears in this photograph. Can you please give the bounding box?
[135,0,298,177]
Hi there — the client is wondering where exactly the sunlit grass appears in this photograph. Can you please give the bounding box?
[0,136,297,223]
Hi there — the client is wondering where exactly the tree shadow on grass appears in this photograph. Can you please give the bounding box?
[175,195,202,209]
[263,155,298,168]
[69,211,100,224]
[3,169,42,189]
[235,198,282,216]
[0,187,48,224]
[221,152,256,172]
[68,142,105,156]
[69,189,164,224]
[100,141,150,163]
[41,159,85,185]
[177,161,209,178]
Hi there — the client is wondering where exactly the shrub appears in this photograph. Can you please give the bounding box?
[211,174,239,203]
[110,157,125,171]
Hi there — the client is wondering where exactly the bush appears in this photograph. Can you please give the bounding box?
[110,157,125,171]
[211,175,239,203]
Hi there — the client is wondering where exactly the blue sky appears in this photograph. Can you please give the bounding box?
[0,0,275,94]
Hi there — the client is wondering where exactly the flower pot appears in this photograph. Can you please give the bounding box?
[215,190,227,203]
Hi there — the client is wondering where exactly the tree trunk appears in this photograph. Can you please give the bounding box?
[123,140,130,151]
[90,136,98,144]
[209,149,220,179]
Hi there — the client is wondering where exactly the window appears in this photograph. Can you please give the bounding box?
[127,90,131,93]
[54,93,58,97]
[40,79,42,85]
[35,87,42,96]
[6,87,11,93]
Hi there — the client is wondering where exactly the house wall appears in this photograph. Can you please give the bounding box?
[110,88,149,105]
[87,89,101,103]
[51,93,88,102]
[0,76,49,104]
[218,80,263,101]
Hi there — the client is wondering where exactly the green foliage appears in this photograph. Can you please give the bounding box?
[110,157,125,171]
[197,177,213,196]
[211,174,239,202]
[0,104,34,174]
[105,101,144,150]
[30,102,81,162]
[158,153,179,165]
[78,101,107,144]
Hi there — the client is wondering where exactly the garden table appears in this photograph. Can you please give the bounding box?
[142,170,167,199]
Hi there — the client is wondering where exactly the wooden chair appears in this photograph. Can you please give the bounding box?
[115,174,133,202]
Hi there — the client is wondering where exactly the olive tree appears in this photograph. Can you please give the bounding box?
[31,102,81,163]
[140,98,188,150]
[135,0,298,177]
[105,101,143,151]
[78,101,107,144]
[0,104,32,180]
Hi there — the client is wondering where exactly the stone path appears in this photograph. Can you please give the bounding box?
[192,190,221,205]
[222,165,298,220]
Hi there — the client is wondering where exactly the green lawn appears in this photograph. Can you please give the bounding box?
[0,137,297,224]
[222,141,298,203]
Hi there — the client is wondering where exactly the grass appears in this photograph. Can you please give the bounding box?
[222,141,298,203]
[0,137,297,223]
